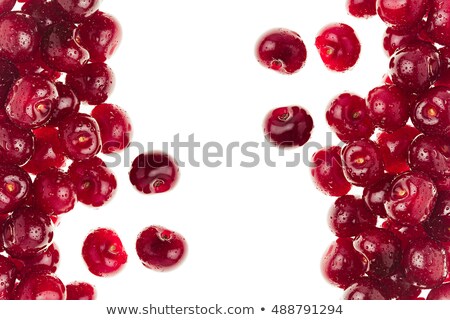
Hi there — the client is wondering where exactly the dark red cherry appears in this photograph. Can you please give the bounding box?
[0,58,19,108]
[82,228,127,277]
[91,103,132,154]
[0,255,17,300]
[0,165,32,215]
[321,237,367,288]
[388,41,440,93]
[55,0,102,23]
[40,22,89,73]
[75,11,122,62]
[15,243,60,280]
[382,219,429,248]
[0,12,39,63]
[402,238,447,288]
[326,93,374,142]
[379,272,421,300]
[385,171,437,225]
[436,46,450,87]
[310,146,352,197]
[48,82,80,126]
[341,139,385,187]
[263,106,313,148]
[22,126,65,175]
[0,0,15,15]
[5,75,58,129]
[255,28,307,74]
[66,281,96,300]
[15,57,62,82]
[136,225,187,271]
[14,271,65,300]
[427,283,450,300]
[423,191,450,242]
[382,27,419,56]
[346,0,376,18]
[376,0,429,29]
[68,157,116,207]
[59,113,101,161]
[0,121,35,166]
[342,278,387,300]
[425,0,450,47]
[65,62,115,105]
[2,206,54,259]
[328,195,377,237]
[363,174,395,218]
[22,0,68,30]
[129,152,179,194]
[366,84,410,132]
[315,23,361,72]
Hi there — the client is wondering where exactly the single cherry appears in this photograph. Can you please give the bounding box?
[66,281,96,300]
[55,0,102,23]
[376,0,429,29]
[0,165,32,215]
[425,0,450,47]
[346,0,376,18]
[14,271,65,300]
[0,121,35,166]
[0,255,17,300]
[48,82,80,125]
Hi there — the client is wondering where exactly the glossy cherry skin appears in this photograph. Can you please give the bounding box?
[366,84,410,132]
[321,237,367,288]
[354,228,402,278]
[40,22,89,73]
[65,62,115,105]
[376,0,429,29]
[263,106,313,148]
[91,103,132,153]
[0,121,35,166]
[385,171,437,225]
[55,0,102,23]
[328,195,377,238]
[310,146,352,197]
[136,226,187,271]
[0,255,17,300]
[22,0,68,30]
[436,46,450,88]
[14,271,65,300]
[382,27,419,56]
[59,113,101,161]
[82,228,127,277]
[22,127,66,175]
[15,57,61,82]
[75,11,122,62]
[382,219,429,249]
[5,75,58,129]
[66,281,96,300]
[427,283,450,300]
[326,93,374,142]
[388,41,440,94]
[255,28,307,74]
[341,139,385,187]
[0,58,19,108]
[33,168,77,215]
[423,191,450,242]
[0,164,32,215]
[2,206,54,259]
[402,238,448,288]
[379,272,421,300]
[346,0,376,18]
[0,0,15,15]
[13,243,60,280]
[315,23,361,72]
[342,278,387,300]
[426,0,450,46]
[129,152,179,194]
[363,174,394,218]
[0,12,39,63]
[68,157,116,207]
[48,82,80,125]
[376,125,420,174]
[411,87,450,137]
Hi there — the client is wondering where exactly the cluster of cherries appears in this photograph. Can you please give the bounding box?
[256,0,450,300]
[0,0,186,300]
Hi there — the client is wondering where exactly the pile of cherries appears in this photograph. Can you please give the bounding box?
[256,0,450,300]
[0,0,186,300]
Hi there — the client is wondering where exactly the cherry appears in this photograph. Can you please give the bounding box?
[425,0,450,47]
[0,255,17,300]
[402,238,448,288]
[321,237,367,289]
[326,93,374,142]
[376,0,429,29]
[91,103,132,154]
[366,84,410,132]
[0,165,32,215]
[0,121,35,166]
[0,58,19,108]
[65,62,115,105]
[388,41,440,93]
[16,57,62,82]
[68,157,116,207]
[66,281,96,300]
[75,11,122,62]
[82,228,127,277]
[21,0,68,30]
[0,12,39,63]
[346,0,376,18]
[341,139,385,187]
[136,226,187,271]
[255,28,307,74]
[14,243,60,280]
[310,146,352,197]
[5,75,58,129]
[21,126,66,175]
[59,113,101,161]
[327,195,377,238]
[384,171,437,225]
[315,23,361,72]
[263,106,313,148]
[2,206,54,259]
[48,82,80,125]
[379,272,421,300]
[427,283,450,300]
[40,22,89,73]
[33,168,77,215]
[423,191,450,242]
[55,0,102,23]
[382,27,419,56]
[342,278,387,300]
[129,152,179,194]
[14,271,65,300]
[0,0,15,15]
[363,174,394,218]
[381,219,429,249]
